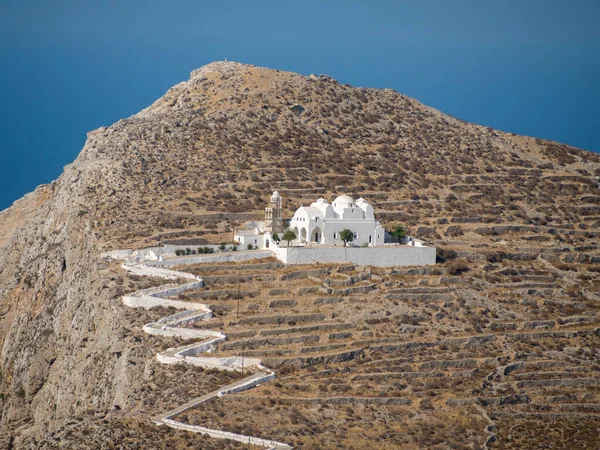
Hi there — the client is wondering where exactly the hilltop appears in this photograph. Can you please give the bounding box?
[0,61,599,449]
[4,61,599,248]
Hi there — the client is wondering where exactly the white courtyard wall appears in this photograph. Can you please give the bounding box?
[272,246,435,267]
[105,245,246,262]
[270,245,290,263]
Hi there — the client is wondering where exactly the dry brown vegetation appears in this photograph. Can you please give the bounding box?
[134,254,600,448]
[23,417,255,450]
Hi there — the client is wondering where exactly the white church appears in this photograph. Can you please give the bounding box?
[289,195,384,246]
[235,191,435,266]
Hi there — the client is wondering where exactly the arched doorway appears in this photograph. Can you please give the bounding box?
[311,227,322,244]
[300,227,307,244]
[292,227,299,245]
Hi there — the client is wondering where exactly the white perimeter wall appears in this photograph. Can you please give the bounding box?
[271,245,436,267]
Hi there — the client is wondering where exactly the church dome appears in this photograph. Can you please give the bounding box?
[333,194,355,205]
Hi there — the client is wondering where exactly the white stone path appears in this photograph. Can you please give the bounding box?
[120,257,292,449]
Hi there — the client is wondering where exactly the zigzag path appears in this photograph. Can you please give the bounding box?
[120,256,292,450]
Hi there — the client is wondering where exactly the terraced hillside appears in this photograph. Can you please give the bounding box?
[1,61,599,448]
[60,61,599,251]
[109,252,599,449]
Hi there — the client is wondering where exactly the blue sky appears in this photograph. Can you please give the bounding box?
[1,1,599,211]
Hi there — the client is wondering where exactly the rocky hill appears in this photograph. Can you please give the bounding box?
[1,61,599,449]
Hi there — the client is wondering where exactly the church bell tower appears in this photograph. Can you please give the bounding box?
[265,191,283,235]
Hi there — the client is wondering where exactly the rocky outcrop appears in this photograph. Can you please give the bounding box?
[0,137,144,443]
[268,299,298,308]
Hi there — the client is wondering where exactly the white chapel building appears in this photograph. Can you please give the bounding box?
[289,195,384,246]
[232,191,435,266]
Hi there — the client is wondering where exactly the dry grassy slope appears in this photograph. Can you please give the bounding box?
[0,60,599,448]
[64,60,600,249]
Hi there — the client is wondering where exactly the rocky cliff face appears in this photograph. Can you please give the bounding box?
[0,61,599,448]
[0,136,152,446]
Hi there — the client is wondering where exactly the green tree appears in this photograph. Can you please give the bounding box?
[339,229,354,247]
[282,230,296,247]
[272,233,280,244]
[391,225,407,243]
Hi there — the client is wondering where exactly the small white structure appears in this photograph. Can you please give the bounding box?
[289,195,384,246]
[234,228,265,249]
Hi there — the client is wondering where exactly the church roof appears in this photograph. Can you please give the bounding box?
[299,206,323,215]
[333,194,354,204]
